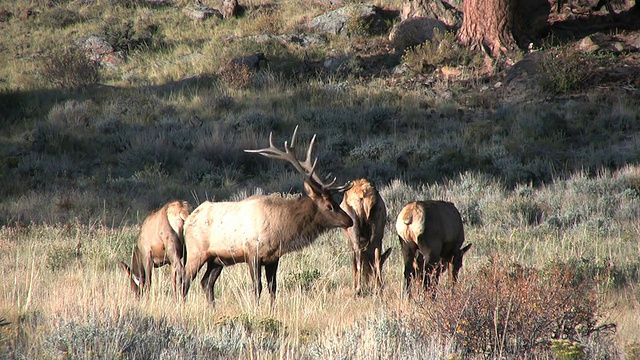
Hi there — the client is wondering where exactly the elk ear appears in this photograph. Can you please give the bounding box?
[461,243,472,254]
[303,181,321,200]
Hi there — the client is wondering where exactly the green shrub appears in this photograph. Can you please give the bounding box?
[348,138,397,162]
[101,17,164,54]
[41,47,100,90]
[40,8,82,29]
[284,269,321,291]
[46,244,81,271]
[551,340,586,360]
[218,62,256,89]
[358,106,394,134]
[537,47,591,94]
[401,30,482,73]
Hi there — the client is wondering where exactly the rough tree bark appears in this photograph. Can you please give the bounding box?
[457,0,518,57]
[405,0,550,58]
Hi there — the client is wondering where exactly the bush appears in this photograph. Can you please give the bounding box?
[401,31,483,73]
[410,258,610,358]
[46,244,81,271]
[101,17,164,54]
[537,47,594,94]
[284,269,321,291]
[218,62,256,89]
[40,8,82,29]
[41,47,100,90]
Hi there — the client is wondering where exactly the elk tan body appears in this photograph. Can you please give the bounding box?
[340,178,392,295]
[182,127,353,306]
[396,200,471,295]
[121,200,191,297]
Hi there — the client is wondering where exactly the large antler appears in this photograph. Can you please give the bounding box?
[245,126,352,193]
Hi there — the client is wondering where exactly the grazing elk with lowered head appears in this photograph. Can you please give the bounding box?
[181,126,353,306]
[396,200,471,296]
[340,178,392,295]
[120,200,192,298]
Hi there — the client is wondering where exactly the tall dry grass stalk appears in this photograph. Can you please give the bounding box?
[2,168,639,358]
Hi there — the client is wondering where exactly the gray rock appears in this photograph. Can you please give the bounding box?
[389,17,447,51]
[305,4,386,36]
[219,0,238,19]
[231,52,267,70]
[242,33,327,48]
[75,35,123,67]
[183,2,222,21]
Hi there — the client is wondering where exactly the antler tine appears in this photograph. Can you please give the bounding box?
[322,173,353,193]
[245,126,350,192]
[289,125,299,149]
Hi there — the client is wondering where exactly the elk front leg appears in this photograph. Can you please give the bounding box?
[200,260,223,306]
[264,260,279,309]
[353,250,363,296]
[143,250,154,295]
[373,247,382,292]
[182,251,206,300]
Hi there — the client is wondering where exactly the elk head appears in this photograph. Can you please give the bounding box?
[245,125,353,229]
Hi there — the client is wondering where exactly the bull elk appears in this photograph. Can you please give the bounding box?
[181,126,353,306]
[340,178,392,295]
[120,200,192,297]
[395,200,471,296]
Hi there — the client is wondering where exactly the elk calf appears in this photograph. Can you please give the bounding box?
[395,200,471,296]
[340,178,392,295]
[182,126,353,306]
[121,200,191,298]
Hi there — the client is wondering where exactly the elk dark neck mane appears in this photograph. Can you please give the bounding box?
[257,195,329,254]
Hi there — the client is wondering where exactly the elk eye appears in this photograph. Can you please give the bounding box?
[326,203,334,211]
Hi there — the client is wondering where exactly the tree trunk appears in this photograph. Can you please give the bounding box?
[456,0,550,58]
[403,0,550,58]
[457,0,518,57]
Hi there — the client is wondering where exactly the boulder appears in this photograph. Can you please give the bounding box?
[230,52,267,70]
[183,2,222,21]
[219,0,239,19]
[401,0,462,28]
[305,4,388,36]
[75,35,124,67]
[389,17,447,51]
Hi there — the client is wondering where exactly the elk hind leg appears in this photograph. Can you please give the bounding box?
[248,256,263,304]
[165,243,185,298]
[264,260,280,309]
[400,238,418,296]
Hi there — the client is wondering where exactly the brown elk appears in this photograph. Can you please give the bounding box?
[181,126,353,306]
[120,200,192,298]
[396,200,471,296]
[340,178,392,296]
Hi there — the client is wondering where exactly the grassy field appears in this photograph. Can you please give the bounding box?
[1,0,640,358]
[2,171,640,358]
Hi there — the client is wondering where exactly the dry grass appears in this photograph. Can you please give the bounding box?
[1,0,640,358]
[2,169,640,358]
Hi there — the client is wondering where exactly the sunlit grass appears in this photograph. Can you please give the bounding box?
[2,168,640,357]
